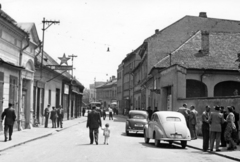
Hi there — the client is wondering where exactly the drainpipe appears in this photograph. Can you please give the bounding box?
[34,41,42,58]
[18,36,30,131]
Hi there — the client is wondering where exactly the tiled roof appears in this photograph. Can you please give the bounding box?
[18,23,41,45]
[96,79,117,89]
[0,9,28,35]
[145,15,240,73]
[154,31,240,70]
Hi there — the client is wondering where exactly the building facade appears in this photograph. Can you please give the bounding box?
[96,76,117,108]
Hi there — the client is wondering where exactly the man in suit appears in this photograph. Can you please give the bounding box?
[1,103,16,142]
[202,105,210,152]
[178,103,190,128]
[208,106,225,152]
[44,104,50,128]
[57,105,64,128]
[86,106,102,145]
[50,107,57,128]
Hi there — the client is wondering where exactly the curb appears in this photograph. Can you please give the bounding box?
[0,119,87,152]
[0,132,54,152]
[174,142,240,162]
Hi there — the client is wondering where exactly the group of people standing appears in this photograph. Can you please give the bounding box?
[177,103,239,152]
[44,104,64,128]
[178,104,198,140]
[202,105,239,152]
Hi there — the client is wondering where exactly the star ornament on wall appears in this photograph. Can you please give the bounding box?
[58,53,70,65]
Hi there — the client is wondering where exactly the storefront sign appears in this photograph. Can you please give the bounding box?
[64,84,69,94]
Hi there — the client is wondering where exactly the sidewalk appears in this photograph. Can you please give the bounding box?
[175,137,240,161]
[0,117,87,152]
[117,114,240,161]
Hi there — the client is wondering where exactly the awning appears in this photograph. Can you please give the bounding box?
[0,58,25,70]
[72,89,83,95]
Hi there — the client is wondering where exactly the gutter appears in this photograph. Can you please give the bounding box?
[18,36,30,131]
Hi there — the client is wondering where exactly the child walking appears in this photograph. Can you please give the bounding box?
[102,123,110,145]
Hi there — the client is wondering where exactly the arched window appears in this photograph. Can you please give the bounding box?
[214,81,240,97]
[186,79,207,98]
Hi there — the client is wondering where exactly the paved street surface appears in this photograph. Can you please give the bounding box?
[0,115,237,162]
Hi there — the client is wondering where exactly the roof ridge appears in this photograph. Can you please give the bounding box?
[153,30,201,68]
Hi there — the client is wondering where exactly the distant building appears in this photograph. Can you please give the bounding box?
[89,81,105,103]
[96,76,117,108]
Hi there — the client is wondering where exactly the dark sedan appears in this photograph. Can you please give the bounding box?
[125,110,148,136]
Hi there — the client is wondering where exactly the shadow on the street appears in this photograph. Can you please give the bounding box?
[77,143,104,146]
[112,116,126,123]
[140,142,184,149]
[121,132,144,138]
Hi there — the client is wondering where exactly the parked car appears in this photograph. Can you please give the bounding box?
[144,111,191,148]
[125,110,148,136]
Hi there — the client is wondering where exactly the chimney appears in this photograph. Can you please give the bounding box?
[155,29,159,34]
[201,31,209,55]
[199,12,207,18]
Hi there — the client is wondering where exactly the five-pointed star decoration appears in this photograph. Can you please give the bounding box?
[58,53,70,65]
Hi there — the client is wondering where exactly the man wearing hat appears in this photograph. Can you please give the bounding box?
[86,106,102,145]
[208,105,225,152]
[57,105,64,128]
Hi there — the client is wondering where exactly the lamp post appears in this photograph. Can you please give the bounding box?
[40,18,60,79]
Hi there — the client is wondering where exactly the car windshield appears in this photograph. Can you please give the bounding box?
[130,114,146,119]
[166,117,181,122]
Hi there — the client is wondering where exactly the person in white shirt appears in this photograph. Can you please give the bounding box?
[101,123,110,145]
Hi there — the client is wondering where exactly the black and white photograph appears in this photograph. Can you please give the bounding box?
[0,0,240,161]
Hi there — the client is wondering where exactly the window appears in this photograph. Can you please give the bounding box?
[48,90,51,105]
[166,117,181,122]
[130,114,146,119]
[9,76,18,105]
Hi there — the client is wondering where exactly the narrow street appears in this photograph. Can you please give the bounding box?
[0,116,234,162]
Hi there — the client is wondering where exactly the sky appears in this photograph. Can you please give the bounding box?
[2,0,240,88]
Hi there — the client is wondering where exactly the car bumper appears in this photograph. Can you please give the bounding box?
[160,138,191,141]
[127,129,144,133]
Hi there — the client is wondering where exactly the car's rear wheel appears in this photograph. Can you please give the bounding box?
[154,133,160,147]
[181,141,187,148]
[144,130,149,144]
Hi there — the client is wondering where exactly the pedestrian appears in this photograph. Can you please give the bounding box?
[108,106,113,120]
[82,107,86,117]
[208,105,225,152]
[177,103,190,127]
[202,105,210,152]
[232,106,239,145]
[102,108,106,120]
[86,106,102,145]
[153,107,158,113]
[189,105,197,140]
[220,106,227,147]
[1,103,16,142]
[44,104,50,128]
[50,107,58,128]
[147,106,153,119]
[224,106,237,151]
[101,123,110,145]
[57,105,64,128]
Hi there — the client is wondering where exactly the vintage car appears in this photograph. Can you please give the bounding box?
[125,110,148,136]
[144,111,191,148]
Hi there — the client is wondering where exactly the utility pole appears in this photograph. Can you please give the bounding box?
[68,54,77,79]
[40,18,60,79]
